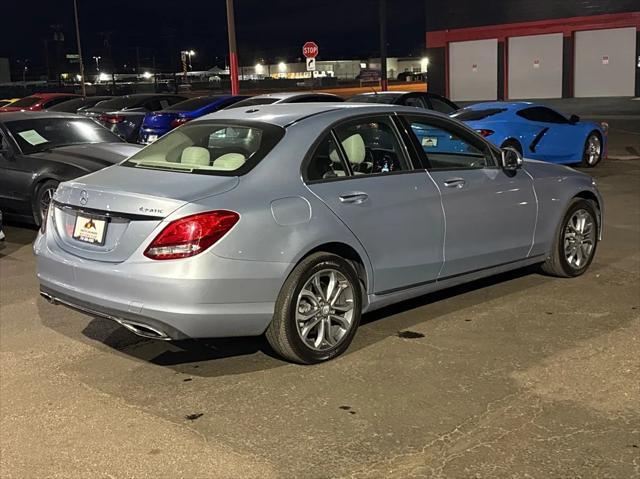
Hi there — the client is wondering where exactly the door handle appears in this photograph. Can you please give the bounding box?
[443,178,466,188]
[339,192,369,204]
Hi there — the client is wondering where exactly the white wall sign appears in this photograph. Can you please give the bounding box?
[533,59,540,69]
[306,57,316,71]
[602,56,609,65]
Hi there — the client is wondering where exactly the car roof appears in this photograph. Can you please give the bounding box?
[29,92,80,100]
[247,91,342,101]
[465,101,536,110]
[196,102,447,127]
[0,111,84,123]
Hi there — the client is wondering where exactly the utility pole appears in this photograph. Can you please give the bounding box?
[226,0,240,94]
[73,0,86,96]
[379,0,388,91]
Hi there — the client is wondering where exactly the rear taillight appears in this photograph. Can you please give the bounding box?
[99,114,125,124]
[144,210,240,260]
[170,117,190,128]
[476,129,495,137]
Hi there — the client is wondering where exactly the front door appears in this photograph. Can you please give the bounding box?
[304,115,445,294]
[403,114,537,278]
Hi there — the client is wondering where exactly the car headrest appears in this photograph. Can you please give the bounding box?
[329,133,366,165]
[213,153,246,171]
[181,146,210,166]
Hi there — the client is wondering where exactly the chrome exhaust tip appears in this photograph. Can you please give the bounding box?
[117,319,171,341]
[40,291,57,304]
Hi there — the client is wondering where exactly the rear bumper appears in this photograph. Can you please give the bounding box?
[34,233,290,340]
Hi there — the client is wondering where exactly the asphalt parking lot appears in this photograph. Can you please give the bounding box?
[1,116,639,478]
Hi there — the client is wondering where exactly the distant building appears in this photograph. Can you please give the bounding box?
[424,0,640,100]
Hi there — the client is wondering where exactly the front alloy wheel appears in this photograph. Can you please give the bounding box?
[582,133,602,167]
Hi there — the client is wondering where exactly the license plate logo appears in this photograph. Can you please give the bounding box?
[72,215,107,245]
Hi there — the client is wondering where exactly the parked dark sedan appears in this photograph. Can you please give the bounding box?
[348,91,459,114]
[0,112,142,224]
[80,94,187,142]
[47,96,113,113]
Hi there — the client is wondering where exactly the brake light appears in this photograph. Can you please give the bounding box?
[144,211,240,260]
[170,117,190,128]
[476,129,495,137]
[99,114,125,124]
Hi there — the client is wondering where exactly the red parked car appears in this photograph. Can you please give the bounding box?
[0,93,80,112]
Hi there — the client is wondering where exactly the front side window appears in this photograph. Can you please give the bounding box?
[6,118,122,155]
[333,117,410,176]
[451,108,507,121]
[122,121,284,176]
[517,107,568,124]
[406,116,496,170]
[403,95,427,109]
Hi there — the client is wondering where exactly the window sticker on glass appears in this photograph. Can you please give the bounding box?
[422,137,438,147]
[17,130,49,146]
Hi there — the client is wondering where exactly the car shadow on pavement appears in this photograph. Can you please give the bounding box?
[75,264,547,377]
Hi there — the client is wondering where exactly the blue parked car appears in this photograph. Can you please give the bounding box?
[451,102,608,167]
[138,95,247,144]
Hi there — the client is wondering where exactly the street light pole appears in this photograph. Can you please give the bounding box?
[73,0,86,96]
[379,0,388,91]
[226,0,240,95]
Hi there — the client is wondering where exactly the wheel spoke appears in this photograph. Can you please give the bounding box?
[325,271,337,305]
[333,301,353,313]
[312,275,326,302]
[300,316,322,341]
[297,308,320,322]
[313,320,325,349]
[330,314,350,329]
[323,318,336,347]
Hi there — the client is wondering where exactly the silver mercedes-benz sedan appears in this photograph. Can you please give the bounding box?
[35,103,603,364]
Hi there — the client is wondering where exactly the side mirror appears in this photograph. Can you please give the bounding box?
[569,114,580,124]
[501,147,523,171]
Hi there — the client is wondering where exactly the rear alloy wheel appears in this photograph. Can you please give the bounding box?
[266,252,362,364]
[541,198,598,278]
[32,180,59,226]
[581,132,602,167]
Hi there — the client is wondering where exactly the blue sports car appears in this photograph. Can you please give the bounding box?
[138,95,247,144]
[451,102,608,167]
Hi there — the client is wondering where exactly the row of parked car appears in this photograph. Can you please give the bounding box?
[0,89,607,229]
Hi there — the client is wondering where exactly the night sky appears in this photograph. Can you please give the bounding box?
[4,0,427,75]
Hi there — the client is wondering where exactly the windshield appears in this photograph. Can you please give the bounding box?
[8,97,42,108]
[347,93,400,104]
[94,96,145,110]
[122,121,284,176]
[162,96,219,112]
[224,97,278,109]
[6,118,122,154]
[451,108,507,121]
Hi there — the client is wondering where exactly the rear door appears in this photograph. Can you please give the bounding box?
[0,128,31,213]
[304,115,444,293]
[402,114,537,277]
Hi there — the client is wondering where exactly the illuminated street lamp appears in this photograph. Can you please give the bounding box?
[255,63,264,75]
[93,55,101,71]
[278,62,287,73]
[421,57,429,72]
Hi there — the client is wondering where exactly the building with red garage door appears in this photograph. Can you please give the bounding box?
[424,0,640,101]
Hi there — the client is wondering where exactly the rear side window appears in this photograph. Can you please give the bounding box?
[306,134,349,181]
[122,121,284,176]
[403,96,427,109]
[451,108,507,121]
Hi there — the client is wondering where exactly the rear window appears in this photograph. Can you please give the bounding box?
[224,97,279,109]
[162,96,220,112]
[347,93,400,104]
[122,121,284,176]
[8,96,41,108]
[451,108,507,121]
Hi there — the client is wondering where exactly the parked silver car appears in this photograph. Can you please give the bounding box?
[35,103,603,363]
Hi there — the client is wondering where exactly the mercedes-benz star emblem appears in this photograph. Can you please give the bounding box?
[79,190,88,206]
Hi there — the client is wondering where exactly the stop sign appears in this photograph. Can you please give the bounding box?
[303,42,319,59]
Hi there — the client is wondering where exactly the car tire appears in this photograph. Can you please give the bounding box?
[581,132,603,168]
[501,139,523,156]
[540,198,599,278]
[32,180,58,226]
[266,252,362,364]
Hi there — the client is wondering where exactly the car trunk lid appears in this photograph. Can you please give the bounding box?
[51,165,239,262]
